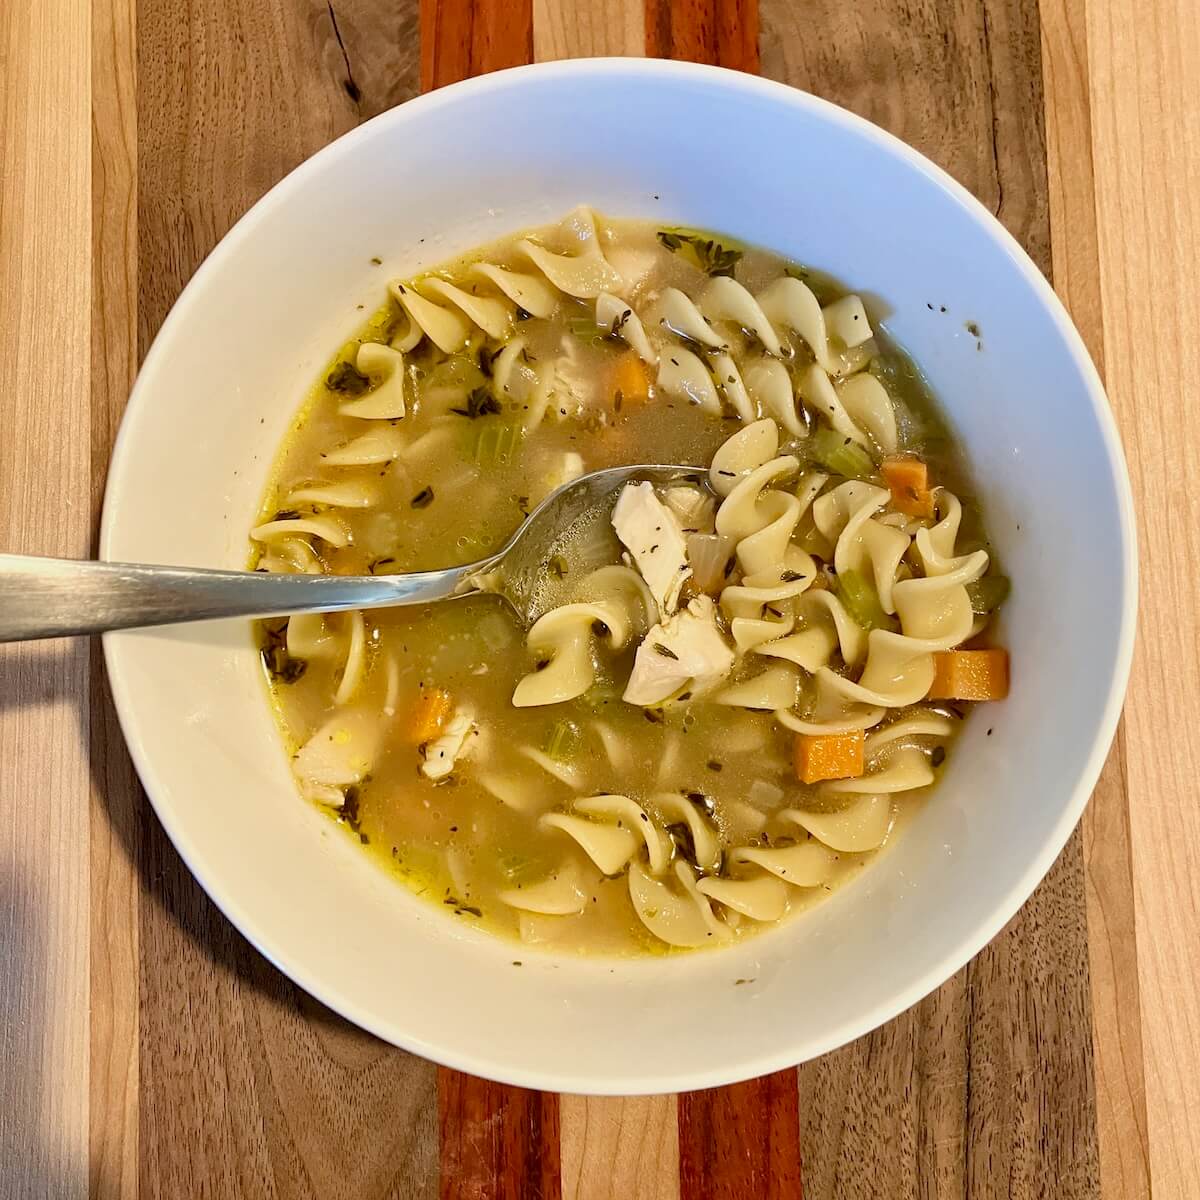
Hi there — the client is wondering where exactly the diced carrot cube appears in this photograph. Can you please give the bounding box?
[407,687,453,744]
[612,351,651,406]
[927,649,1010,701]
[882,456,935,518]
[794,729,865,785]
[881,455,927,493]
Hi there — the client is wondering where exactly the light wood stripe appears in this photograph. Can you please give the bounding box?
[1086,0,1200,1194]
[535,0,644,59]
[559,1095,680,1200]
[89,0,141,1193]
[1040,1,1151,1195]
[0,2,92,1197]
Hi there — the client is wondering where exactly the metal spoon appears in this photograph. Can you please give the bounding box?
[0,464,703,643]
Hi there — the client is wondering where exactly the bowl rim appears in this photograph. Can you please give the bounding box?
[101,56,1138,1094]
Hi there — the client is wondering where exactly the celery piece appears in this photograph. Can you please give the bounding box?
[835,568,893,631]
[498,851,540,884]
[810,427,876,479]
[495,421,524,465]
[424,354,488,407]
[966,574,1010,615]
[543,719,582,761]
[473,418,525,468]
[579,678,623,709]
[363,300,401,344]
[567,314,607,342]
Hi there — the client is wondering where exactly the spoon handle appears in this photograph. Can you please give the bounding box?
[0,554,488,642]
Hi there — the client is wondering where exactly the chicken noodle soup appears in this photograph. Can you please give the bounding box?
[252,209,1010,954]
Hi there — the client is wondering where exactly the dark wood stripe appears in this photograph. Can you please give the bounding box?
[420,0,534,91]
[760,1,1100,1197]
[134,3,437,1197]
[645,0,759,71]
[438,1070,561,1200]
[678,1069,803,1199]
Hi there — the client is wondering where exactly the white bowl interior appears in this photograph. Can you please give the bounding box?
[102,61,1134,1093]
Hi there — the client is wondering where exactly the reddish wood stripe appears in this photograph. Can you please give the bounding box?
[653,14,798,1199]
[678,1070,802,1200]
[421,0,534,91]
[645,0,759,71]
[439,1069,561,1200]
[426,5,793,1199]
[422,4,552,1191]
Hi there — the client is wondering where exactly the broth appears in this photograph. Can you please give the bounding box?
[251,210,1008,954]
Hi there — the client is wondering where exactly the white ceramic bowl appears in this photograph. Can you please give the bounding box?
[102,59,1136,1093]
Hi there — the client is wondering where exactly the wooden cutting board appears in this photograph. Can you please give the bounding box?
[2,0,1198,1196]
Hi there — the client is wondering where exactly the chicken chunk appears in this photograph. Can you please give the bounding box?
[612,481,691,618]
[623,596,735,706]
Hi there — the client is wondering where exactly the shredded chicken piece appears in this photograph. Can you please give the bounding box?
[623,596,734,706]
[612,482,691,618]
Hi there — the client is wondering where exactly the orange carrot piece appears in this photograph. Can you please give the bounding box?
[882,455,935,518]
[407,687,453,744]
[794,729,865,785]
[612,352,651,406]
[927,649,1010,701]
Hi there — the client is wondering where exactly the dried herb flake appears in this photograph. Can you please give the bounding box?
[451,387,501,419]
[325,360,371,395]
[656,229,743,276]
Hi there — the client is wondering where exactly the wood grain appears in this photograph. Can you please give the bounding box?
[4,0,1200,1193]
[1040,0,1151,1194]
[761,1,1102,1196]
[762,0,1048,263]
[1086,0,1200,1194]
[645,0,758,70]
[0,2,92,1198]
[439,1073,561,1200]
[678,1070,802,1200]
[1079,736,1151,1199]
[795,982,971,1198]
[90,0,141,1193]
[535,0,643,59]
[421,0,533,91]
[133,3,435,1197]
[559,1095,679,1200]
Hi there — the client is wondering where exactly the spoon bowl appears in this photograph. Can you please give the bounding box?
[0,463,703,643]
